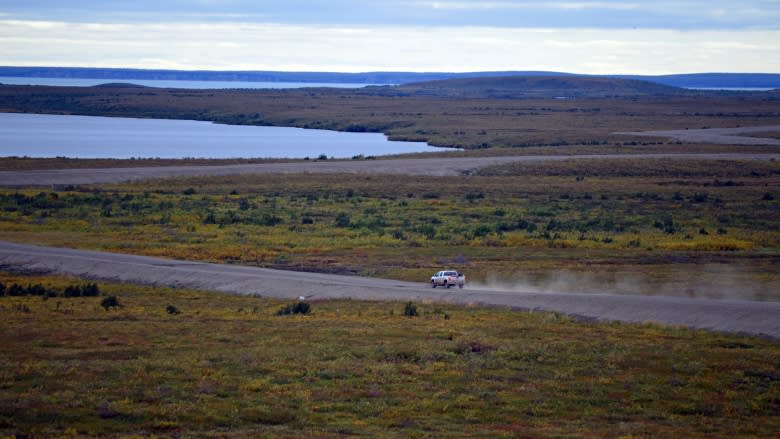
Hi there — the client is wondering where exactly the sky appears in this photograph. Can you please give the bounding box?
[1,0,779,74]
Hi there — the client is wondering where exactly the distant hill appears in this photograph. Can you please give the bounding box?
[390,76,686,98]
[615,73,780,89]
[0,66,571,85]
[0,66,778,90]
[91,82,149,88]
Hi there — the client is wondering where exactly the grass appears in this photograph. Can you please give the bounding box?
[2,81,779,437]
[0,158,778,300]
[0,271,778,438]
[1,84,779,436]
[2,84,779,150]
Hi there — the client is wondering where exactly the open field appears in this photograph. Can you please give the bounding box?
[2,80,779,437]
[2,153,779,186]
[1,271,778,438]
[1,157,778,302]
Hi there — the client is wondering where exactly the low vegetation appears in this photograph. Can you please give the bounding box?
[0,271,777,437]
[1,83,779,150]
[0,157,778,300]
[1,79,779,437]
[0,280,99,298]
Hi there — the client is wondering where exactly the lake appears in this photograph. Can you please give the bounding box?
[0,113,441,159]
[0,76,381,89]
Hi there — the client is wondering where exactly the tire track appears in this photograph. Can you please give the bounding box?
[1,241,777,338]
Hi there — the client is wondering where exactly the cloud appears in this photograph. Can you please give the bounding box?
[408,0,780,29]
[3,1,779,30]
[418,1,640,11]
[0,18,778,74]
[551,2,640,11]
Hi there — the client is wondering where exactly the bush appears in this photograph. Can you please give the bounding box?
[473,225,492,238]
[276,301,311,316]
[82,283,100,297]
[464,191,484,201]
[403,301,419,317]
[7,284,24,296]
[63,285,82,297]
[453,340,497,355]
[101,296,121,311]
[0,281,99,298]
[259,214,283,226]
[334,213,351,228]
[418,225,436,239]
[690,192,709,203]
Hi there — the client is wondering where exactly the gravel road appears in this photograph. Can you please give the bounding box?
[615,125,780,146]
[2,153,780,186]
[1,241,777,338]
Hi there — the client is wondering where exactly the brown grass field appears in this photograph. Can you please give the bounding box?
[0,81,779,437]
[1,271,779,438]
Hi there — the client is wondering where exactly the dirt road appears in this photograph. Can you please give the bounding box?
[615,125,780,146]
[1,241,777,338]
[2,153,780,186]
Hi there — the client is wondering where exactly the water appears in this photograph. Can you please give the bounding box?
[0,76,380,89]
[687,87,776,91]
[0,113,441,159]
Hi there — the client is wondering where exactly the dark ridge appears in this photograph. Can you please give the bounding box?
[394,75,687,98]
[615,73,780,89]
[91,82,150,88]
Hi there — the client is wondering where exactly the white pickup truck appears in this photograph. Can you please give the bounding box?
[430,270,466,288]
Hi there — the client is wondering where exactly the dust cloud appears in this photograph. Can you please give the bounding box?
[467,264,778,302]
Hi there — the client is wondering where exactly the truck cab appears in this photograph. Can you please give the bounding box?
[431,270,466,288]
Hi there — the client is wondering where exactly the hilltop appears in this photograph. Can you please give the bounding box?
[388,76,686,98]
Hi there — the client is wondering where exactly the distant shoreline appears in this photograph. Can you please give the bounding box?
[1,66,779,89]
[1,76,774,92]
[0,76,378,90]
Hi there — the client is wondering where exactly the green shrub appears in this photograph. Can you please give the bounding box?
[63,285,82,297]
[464,191,484,201]
[0,281,99,298]
[403,301,418,317]
[276,301,311,316]
[82,283,100,297]
[334,213,351,228]
[473,225,492,238]
[101,296,121,311]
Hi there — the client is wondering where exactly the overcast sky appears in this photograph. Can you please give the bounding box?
[1,0,779,74]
